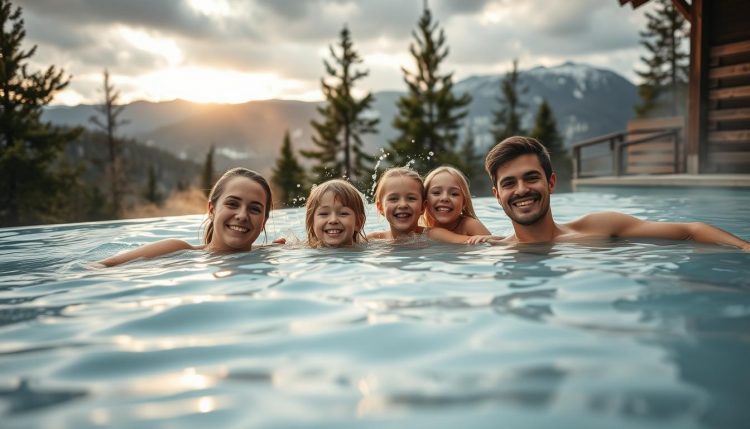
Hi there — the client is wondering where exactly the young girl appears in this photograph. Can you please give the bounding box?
[99,168,274,267]
[368,167,483,244]
[305,179,367,248]
[368,167,426,240]
[422,166,491,236]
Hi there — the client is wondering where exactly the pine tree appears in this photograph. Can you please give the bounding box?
[300,25,378,189]
[144,164,160,204]
[89,69,130,217]
[492,59,527,142]
[388,4,471,174]
[530,99,572,185]
[634,0,689,117]
[202,144,214,196]
[0,0,82,226]
[272,130,307,207]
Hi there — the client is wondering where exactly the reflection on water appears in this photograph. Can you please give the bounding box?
[0,190,749,428]
[0,380,87,415]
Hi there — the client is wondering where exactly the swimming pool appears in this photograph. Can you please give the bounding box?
[1,188,749,428]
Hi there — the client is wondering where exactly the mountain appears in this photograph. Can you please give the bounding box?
[44,99,210,138]
[42,62,637,175]
[456,62,638,153]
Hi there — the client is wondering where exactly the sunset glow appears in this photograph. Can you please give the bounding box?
[130,67,313,104]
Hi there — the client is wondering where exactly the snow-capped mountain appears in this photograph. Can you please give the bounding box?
[454,61,637,152]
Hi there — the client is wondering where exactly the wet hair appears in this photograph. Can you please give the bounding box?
[422,165,479,227]
[374,167,425,212]
[202,168,272,245]
[484,136,553,185]
[305,179,367,247]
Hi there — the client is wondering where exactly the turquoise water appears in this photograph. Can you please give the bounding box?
[1,189,749,429]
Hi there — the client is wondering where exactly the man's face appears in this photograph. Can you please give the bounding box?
[492,154,556,226]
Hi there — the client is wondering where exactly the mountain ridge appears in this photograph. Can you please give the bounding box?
[43,62,637,175]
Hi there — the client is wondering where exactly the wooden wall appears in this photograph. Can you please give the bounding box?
[705,0,750,173]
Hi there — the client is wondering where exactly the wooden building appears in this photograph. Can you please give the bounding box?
[572,0,750,187]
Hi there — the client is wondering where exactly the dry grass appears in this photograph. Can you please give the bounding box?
[123,187,207,219]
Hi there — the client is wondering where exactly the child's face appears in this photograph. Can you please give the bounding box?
[426,172,465,227]
[377,177,424,236]
[313,191,359,247]
[208,176,267,251]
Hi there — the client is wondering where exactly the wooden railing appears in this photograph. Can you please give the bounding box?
[572,128,682,178]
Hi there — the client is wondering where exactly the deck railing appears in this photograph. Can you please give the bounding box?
[572,128,682,178]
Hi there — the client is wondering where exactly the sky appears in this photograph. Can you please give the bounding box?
[15,0,653,106]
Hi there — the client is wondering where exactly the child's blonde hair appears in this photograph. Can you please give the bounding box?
[374,167,424,212]
[305,179,367,247]
[422,165,479,227]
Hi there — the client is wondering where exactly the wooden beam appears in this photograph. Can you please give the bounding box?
[711,40,750,58]
[708,130,750,143]
[708,108,750,122]
[687,0,706,174]
[672,0,691,22]
[630,0,651,8]
[709,86,750,101]
[708,152,750,164]
[709,63,750,79]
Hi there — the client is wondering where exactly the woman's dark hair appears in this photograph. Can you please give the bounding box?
[202,168,272,245]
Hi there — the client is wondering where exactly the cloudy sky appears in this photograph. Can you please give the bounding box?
[16,0,653,106]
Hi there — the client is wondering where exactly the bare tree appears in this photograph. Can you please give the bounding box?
[90,69,130,217]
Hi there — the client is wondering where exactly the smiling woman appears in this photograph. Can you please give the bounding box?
[98,168,273,266]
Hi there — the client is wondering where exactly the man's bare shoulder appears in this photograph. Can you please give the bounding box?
[562,211,638,238]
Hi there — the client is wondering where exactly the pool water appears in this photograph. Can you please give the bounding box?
[1,188,749,429]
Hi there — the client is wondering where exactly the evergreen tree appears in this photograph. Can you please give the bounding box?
[89,69,130,217]
[388,4,471,174]
[144,164,160,204]
[634,0,689,117]
[492,59,527,142]
[458,125,485,196]
[301,25,378,189]
[0,0,81,226]
[201,144,214,196]
[530,99,572,186]
[272,130,307,207]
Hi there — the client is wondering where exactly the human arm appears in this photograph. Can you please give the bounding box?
[98,239,196,267]
[460,217,491,235]
[577,212,750,250]
[366,230,389,240]
[426,227,470,243]
[465,235,506,245]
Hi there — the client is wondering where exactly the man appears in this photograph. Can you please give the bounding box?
[479,136,750,250]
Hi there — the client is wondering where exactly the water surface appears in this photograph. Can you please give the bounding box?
[1,189,749,428]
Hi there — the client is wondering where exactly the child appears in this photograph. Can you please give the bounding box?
[368,167,484,244]
[422,166,491,236]
[305,179,367,248]
[99,168,274,267]
[368,167,426,240]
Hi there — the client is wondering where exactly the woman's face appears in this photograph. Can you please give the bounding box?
[208,176,267,251]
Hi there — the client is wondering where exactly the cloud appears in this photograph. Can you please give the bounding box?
[433,0,493,16]
[14,0,649,104]
[18,0,218,37]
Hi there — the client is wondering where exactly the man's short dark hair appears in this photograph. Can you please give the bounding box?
[484,136,553,185]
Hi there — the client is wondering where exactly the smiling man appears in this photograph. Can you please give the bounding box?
[481,136,750,250]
